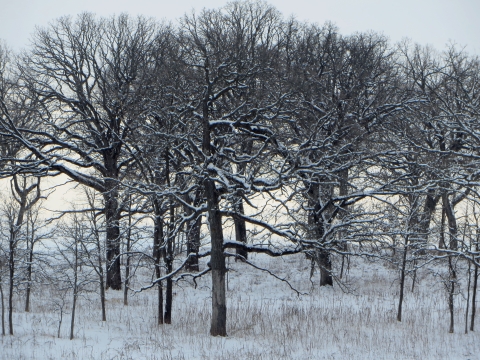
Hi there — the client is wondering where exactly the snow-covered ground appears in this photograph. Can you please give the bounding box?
[2,253,479,359]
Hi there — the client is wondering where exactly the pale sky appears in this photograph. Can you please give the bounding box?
[0,0,479,54]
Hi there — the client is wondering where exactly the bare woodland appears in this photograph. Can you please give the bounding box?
[1,0,480,346]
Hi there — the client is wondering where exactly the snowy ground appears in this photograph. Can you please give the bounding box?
[2,253,479,360]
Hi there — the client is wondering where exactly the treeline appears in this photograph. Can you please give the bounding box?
[0,0,480,337]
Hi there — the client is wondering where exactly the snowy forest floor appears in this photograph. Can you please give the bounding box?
[2,252,480,360]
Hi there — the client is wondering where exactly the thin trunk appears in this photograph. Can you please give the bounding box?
[397,235,409,322]
[153,201,164,325]
[100,275,106,322]
[0,278,4,336]
[448,255,456,333]
[466,260,471,334]
[57,306,63,338]
[25,246,33,312]
[164,151,174,325]
[123,196,132,307]
[70,288,77,340]
[339,169,348,279]
[96,219,107,321]
[470,241,478,331]
[8,232,14,335]
[471,260,478,331]
[411,263,417,293]
[164,203,174,324]
[439,207,446,249]
[70,240,79,340]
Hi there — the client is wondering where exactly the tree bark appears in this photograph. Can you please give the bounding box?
[164,191,175,324]
[24,247,33,312]
[308,184,333,286]
[471,258,478,331]
[153,201,164,325]
[207,179,227,336]
[0,279,4,336]
[233,199,248,261]
[397,234,409,322]
[185,189,202,272]
[448,255,456,333]
[442,193,458,251]
[104,183,122,290]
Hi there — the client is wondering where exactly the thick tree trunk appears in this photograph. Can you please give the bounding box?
[442,193,458,251]
[307,184,333,286]
[185,216,201,271]
[104,185,122,290]
[318,250,333,286]
[207,178,227,336]
[234,199,248,261]
[202,69,227,336]
[185,189,202,272]
[415,191,439,250]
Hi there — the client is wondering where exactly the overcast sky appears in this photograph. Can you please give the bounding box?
[1,0,479,54]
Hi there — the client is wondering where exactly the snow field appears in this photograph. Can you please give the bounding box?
[1,253,479,359]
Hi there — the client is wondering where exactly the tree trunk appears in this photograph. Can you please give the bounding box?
[318,250,333,286]
[338,169,349,279]
[397,234,409,322]
[184,188,202,272]
[0,277,5,336]
[153,201,164,325]
[202,68,227,336]
[104,184,122,290]
[466,260,471,334]
[8,233,14,335]
[439,207,446,249]
[448,255,456,333]
[207,178,227,336]
[70,239,79,340]
[164,199,174,325]
[25,246,33,312]
[308,184,333,286]
[471,258,478,331]
[123,197,132,307]
[415,191,438,251]
[70,288,77,340]
[123,237,130,307]
[442,193,458,251]
[234,198,248,261]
